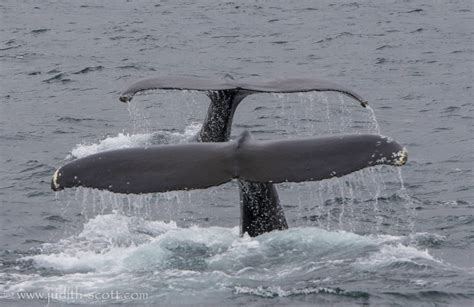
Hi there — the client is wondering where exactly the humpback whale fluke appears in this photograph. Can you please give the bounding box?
[119,76,368,107]
[53,76,401,237]
[51,132,407,194]
[117,76,370,236]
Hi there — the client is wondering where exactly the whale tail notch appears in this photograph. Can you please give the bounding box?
[52,132,407,194]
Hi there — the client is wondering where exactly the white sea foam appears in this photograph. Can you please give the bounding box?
[1,212,452,304]
[19,213,438,276]
[234,285,343,297]
[68,122,202,159]
[355,243,439,269]
[69,133,153,159]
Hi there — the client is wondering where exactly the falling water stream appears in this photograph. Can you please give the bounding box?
[57,91,415,236]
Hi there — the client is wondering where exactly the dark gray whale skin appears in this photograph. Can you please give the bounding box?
[118,77,368,236]
[52,133,407,195]
[199,90,287,236]
[119,77,368,107]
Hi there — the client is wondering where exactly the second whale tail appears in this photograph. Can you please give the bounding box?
[52,132,407,194]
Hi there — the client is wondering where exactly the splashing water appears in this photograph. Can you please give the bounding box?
[68,122,202,159]
[0,212,454,305]
[127,99,152,134]
[62,91,414,235]
[13,90,426,305]
[366,105,381,133]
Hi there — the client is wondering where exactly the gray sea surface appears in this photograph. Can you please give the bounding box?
[0,0,473,306]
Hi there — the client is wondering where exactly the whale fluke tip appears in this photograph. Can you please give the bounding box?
[51,169,63,191]
[119,95,131,103]
[393,147,408,166]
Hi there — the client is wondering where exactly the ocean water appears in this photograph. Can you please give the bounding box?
[0,0,473,306]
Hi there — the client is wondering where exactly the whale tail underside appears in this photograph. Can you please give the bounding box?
[52,132,407,194]
[118,76,368,107]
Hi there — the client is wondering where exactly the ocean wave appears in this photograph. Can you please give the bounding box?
[18,212,441,275]
[0,211,466,304]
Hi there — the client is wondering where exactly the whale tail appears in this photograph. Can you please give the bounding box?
[118,76,368,107]
[118,77,369,143]
[52,132,407,194]
[114,77,371,236]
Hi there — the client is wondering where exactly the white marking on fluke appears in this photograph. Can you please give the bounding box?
[393,147,408,166]
[52,169,60,190]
